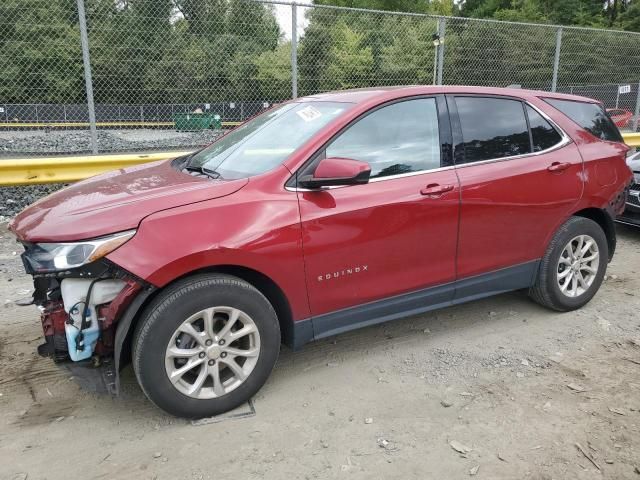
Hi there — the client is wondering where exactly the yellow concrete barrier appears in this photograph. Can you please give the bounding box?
[622,131,640,147]
[0,151,192,186]
[0,132,638,187]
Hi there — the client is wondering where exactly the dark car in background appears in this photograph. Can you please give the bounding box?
[617,151,640,226]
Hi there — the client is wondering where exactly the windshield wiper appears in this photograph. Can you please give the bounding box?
[183,164,222,180]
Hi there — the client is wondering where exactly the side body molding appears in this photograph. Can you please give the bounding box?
[290,260,541,350]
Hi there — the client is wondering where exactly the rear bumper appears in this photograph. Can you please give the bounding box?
[616,181,640,226]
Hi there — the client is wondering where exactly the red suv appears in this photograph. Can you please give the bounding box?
[10,86,632,418]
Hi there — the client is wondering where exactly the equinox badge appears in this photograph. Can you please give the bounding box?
[318,265,368,282]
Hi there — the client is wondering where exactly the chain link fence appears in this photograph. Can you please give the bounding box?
[1,0,640,157]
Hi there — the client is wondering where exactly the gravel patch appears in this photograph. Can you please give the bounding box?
[0,128,222,156]
[0,128,224,219]
[1,227,640,479]
[0,184,66,219]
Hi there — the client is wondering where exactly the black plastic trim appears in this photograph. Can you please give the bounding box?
[299,168,371,189]
[445,94,465,165]
[601,203,619,260]
[291,260,540,348]
[113,286,156,392]
[289,318,315,350]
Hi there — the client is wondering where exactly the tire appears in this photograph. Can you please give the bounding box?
[529,216,608,312]
[132,274,280,419]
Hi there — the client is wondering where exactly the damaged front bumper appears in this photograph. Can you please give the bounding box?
[31,263,142,362]
[20,243,154,394]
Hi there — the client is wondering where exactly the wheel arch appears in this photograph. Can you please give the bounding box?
[115,265,299,376]
[572,207,616,261]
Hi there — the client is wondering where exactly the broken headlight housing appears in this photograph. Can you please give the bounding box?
[22,230,136,273]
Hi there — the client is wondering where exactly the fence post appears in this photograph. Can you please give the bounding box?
[633,82,640,132]
[291,3,298,99]
[432,43,438,85]
[551,27,562,92]
[436,18,445,86]
[76,0,98,154]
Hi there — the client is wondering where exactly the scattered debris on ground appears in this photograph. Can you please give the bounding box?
[0,225,639,479]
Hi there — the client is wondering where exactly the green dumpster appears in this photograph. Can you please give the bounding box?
[174,113,222,131]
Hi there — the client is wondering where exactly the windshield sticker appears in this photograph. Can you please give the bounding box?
[296,106,323,122]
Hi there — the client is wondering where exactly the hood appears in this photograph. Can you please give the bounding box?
[10,159,248,242]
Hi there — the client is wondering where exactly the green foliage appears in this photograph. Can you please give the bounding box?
[0,0,282,104]
[618,2,640,30]
[315,0,433,13]
[0,0,84,103]
[492,0,550,22]
[300,0,640,93]
[379,18,439,85]
[253,42,292,99]
[325,22,374,89]
[86,0,281,103]
[2,0,640,106]
[460,0,640,31]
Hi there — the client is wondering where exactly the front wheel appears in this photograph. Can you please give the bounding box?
[529,216,608,311]
[132,274,280,419]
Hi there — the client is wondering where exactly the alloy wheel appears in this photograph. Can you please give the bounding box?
[164,306,261,399]
[556,234,599,298]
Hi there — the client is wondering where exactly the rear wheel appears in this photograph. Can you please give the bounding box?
[132,274,280,419]
[529,216,608,311]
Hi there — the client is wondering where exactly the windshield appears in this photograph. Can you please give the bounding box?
[187,101,352,180]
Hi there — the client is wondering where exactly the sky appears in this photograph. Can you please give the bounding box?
[272,0,313,40]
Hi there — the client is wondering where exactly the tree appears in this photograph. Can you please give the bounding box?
[253,42,292,99]
[618,1,640,29]
[379,17,439,85]
[87,0,175,103]
[315,0,432,12]
[325,22,374,89]
[458,0,640,32]
[0,0,84,103]
[88,0,281,104]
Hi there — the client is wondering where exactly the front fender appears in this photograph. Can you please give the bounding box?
[106,182,310,322]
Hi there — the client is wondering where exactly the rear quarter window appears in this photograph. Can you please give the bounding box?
[544,98,623,143]
[525,105,563,152]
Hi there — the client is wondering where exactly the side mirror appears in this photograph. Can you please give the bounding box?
[299,157,371,189]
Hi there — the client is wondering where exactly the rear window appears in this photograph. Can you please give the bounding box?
[544,98,623,142]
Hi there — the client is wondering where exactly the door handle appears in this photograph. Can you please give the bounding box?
[420,183,454,196]
[547,162,571,173]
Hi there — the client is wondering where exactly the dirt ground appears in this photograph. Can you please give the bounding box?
[0,223,639,480]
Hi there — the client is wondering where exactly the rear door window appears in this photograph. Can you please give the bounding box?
[525,105,563,152]
[454,97,531,164]
[544,98,623,142]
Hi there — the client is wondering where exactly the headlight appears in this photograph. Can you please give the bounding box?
[23,230,136,273]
